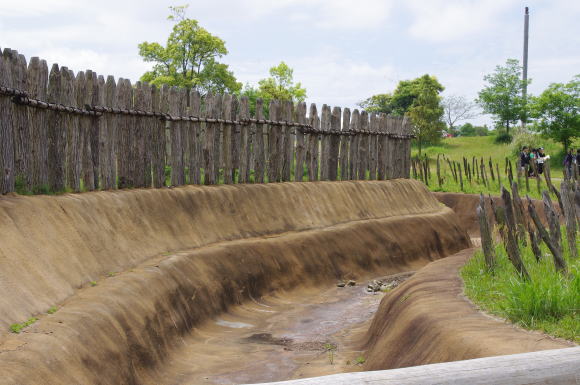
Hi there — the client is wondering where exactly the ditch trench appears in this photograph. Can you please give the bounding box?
[0,182,497,385]
[147,272,413,385]
[147,272,412,385]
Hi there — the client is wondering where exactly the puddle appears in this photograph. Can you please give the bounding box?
[215,319,254,329]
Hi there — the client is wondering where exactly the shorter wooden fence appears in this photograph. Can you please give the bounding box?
[0,48,414,194]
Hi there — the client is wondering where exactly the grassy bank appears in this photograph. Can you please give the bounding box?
[462,231,579,343]
[410,135,580,199]
[412,135,577,179]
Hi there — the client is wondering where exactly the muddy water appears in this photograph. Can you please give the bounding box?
[151,274,411,385]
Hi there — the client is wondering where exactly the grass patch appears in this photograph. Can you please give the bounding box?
[10,317,38,333]
[47,306,58,314]
[462,230,579,343]
[412,135,577,179]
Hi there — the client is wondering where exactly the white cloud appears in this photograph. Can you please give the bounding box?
[405,0,517,42]
[237,0,394,29]
[231,49,397,109]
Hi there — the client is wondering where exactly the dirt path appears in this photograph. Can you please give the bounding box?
[147,274,412,385]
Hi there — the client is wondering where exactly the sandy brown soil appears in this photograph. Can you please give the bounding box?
[433,191,552,236]
[0,180,470,385]
[363,247,575,371]
[145,273,415,385]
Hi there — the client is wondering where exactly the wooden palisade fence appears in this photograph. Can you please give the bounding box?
[0,48,414,194]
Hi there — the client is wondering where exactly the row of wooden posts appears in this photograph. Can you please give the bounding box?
[0,48,413,195]
[412,153,575,196]
[477,180,579,279]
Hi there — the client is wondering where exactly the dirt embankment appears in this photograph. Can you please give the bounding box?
[433,191,552,236]
[0,180,470,385]
[363,193,574,371]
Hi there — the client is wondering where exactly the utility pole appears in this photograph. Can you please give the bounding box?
[521,6,529,129]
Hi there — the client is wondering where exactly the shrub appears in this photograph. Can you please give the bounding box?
[509,131,545,156]
[494,131,513,144]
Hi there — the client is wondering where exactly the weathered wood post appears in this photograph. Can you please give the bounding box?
[368,112,378,180]
[358,110,369,180]
[151,85,167,188]
[203,92,215,185]
[338,107,351,180]
[253,98,266,183]
[458,162,464,191]
[282,100,294,182]
[188,90,201,184]
[348,109,359,180]
[48,63,66,192]
[238,96,251,183]
[543,191,562,257]
[478,194,495,270]
[560,181,577,259]
[307,103,319,181]
[527,195,567,273]
[501,187,530,280]
[328,106,341,181]
[28,57,49,191]
[0,49,15,193]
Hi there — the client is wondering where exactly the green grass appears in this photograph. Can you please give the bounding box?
[421,169,549,200]
[462,230,579,343]
[10,317,38,333]
[47,306,58,314]
[410,135,573,199]
[413,135,577,179]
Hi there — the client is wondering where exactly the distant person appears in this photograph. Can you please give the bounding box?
[563,148,574,178]
[536,147,549,175]
[528,148,538,177]
[576,148,580,166]
[519,146,530,175]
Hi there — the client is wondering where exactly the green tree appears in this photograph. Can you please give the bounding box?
[240,61,306,116]
[358,74,444,116]
[530,75,580,151]
[460,123,476,136]
[407,77,445,154]
[477,59,529,134]
[358,94,394,114]
[138,5,241,93]
[257,61,306,102]
[359,75,445,154]
[474,125,489,136]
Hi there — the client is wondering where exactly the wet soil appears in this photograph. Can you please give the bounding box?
[150,273,412,385]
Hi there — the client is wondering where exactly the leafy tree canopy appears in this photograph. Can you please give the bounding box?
[358,94,394,114]
[477,59,529,134]
[407,77,445,154]
[138,5,241,93]
[458,123,489,137]
[530,75,580,150]
[359,75,445,154]
[240,61,306,116]
[358,74,444,117]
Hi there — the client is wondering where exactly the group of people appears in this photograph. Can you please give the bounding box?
[519,146,550,177]
[520,146,580,178]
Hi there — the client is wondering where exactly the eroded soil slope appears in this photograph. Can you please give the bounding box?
[0,180,470,385]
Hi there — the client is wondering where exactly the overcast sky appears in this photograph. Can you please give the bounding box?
[1,0,579,126]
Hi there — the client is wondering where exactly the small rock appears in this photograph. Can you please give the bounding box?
[337,282,346,287]
[347,280,356,286]
[367,280,382,292]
